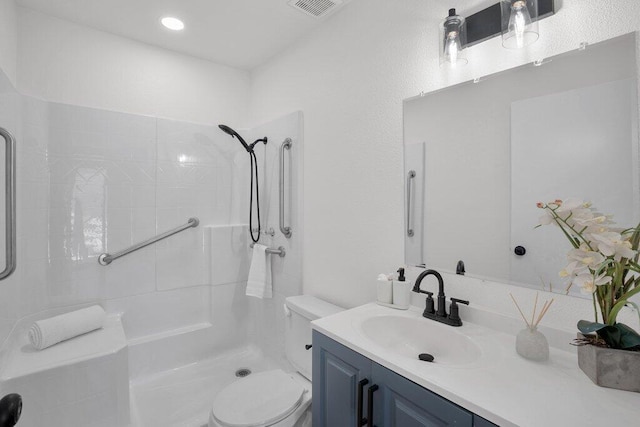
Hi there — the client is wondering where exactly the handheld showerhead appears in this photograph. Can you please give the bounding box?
[218,124,251,152]
[218,125,268,153]
[218,123,269,244]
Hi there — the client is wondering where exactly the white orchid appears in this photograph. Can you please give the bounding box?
[589,231,637,261]
[573,273,610,295]
[555,197,587,212]
[559,260,587,278]
[567,248,605,269]
[537,198,640,326]
[538,210,554,226]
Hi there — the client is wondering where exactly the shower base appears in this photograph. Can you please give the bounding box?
[130,345,285,427]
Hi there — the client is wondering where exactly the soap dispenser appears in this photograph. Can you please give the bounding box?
[392,267,411,309]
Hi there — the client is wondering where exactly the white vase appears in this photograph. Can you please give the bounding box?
[515,326,549,361]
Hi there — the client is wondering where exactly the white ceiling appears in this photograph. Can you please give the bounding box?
[17,0,494,70]
[16,0,341,70]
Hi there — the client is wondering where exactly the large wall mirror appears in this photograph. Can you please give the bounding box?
[404,32,639,296]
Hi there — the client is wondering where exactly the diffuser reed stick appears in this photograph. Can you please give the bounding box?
[510,293,554,328]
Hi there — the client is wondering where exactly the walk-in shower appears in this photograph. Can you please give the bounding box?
[218,125,267,243]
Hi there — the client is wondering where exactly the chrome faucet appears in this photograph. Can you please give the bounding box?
[412,269,469,327]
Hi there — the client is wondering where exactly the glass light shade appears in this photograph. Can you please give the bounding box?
[439,9,467,68]
[501,0,539,49]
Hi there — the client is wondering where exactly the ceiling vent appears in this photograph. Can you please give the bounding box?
[288,0,347,18]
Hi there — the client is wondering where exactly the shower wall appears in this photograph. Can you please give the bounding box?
[246,112,304,363]
[0,67,249,347]
[0,64,304,371]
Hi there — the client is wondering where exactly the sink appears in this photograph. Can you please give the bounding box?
[355,315,482,366]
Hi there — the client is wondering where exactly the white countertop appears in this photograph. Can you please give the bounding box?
[311,303,640,427]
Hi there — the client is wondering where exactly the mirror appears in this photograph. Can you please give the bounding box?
[404,33,639,295]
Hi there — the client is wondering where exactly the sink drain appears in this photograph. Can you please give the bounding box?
[235,368,251,378]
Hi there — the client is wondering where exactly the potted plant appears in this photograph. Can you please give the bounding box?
[537,198,640,392]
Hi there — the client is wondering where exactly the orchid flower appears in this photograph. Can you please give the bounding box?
[573,272,610,295]
[590,231,637,261]
[536,198,640,326]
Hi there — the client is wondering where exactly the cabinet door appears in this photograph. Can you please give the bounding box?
[372,363,473,427]
[313,331,373,427]
[473,415,499,427]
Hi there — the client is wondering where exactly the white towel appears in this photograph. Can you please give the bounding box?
[28,305,106,350]
[246,244,272,299]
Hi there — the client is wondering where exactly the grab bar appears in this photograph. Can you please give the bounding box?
[0,128,16,280]
[406,170,416,237]
[279,138,292,238]
[249,243,286,258]
[98,217,199,266]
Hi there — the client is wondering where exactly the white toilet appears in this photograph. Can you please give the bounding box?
[208,295,343,427]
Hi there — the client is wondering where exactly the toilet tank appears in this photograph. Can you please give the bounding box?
[284,296,343,381]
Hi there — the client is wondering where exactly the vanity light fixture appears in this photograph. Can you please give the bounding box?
[161,16,185,31]
[440,9,467,68]
[439,0,554,66]
[501,0,539,49]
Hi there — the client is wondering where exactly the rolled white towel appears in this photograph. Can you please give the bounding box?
[28,305,106,350]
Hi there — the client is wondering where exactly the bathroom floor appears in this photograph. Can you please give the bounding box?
[130,345,285,427]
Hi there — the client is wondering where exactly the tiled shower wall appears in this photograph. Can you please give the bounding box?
[0,67,303,352]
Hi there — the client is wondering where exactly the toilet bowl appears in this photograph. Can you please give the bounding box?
[208,370,311,427]
[208,296,342,427]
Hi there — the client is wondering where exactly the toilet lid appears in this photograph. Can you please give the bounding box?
[212,369,305,427]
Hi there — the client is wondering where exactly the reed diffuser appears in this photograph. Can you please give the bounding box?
[510,293,554,361]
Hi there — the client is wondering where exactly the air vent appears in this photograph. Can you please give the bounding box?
[288,0,346,18]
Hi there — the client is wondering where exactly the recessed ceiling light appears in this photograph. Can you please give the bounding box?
[161,17,184,31]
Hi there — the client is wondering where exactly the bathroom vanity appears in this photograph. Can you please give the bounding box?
[311,303,640,427]
[313,330,495,427]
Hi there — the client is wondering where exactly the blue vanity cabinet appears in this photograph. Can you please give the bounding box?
[473,415,499,427]
[372,363,473,427]
[313,331,499,427]
[313,331,373,427]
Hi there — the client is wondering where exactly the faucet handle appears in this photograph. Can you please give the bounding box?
[448,298,469,325]
[423,291,435,315]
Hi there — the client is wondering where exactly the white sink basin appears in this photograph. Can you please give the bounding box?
[355,315,482,366]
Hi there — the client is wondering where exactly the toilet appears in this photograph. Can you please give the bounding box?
[208,295,343,427]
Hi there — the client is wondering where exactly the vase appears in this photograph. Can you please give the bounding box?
[577,334,640,393]
[515,326,549,361]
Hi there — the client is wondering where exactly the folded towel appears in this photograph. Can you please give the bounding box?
[246,244,272,299]
[28,305,106,350]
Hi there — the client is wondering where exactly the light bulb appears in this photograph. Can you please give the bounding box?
[445,32,459,65]
[510,1,529,48]
[161,17,185,31]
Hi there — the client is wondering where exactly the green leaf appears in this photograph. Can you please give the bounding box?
[577,320,607,334]
[578,320,640,349]
[603,324,640,349]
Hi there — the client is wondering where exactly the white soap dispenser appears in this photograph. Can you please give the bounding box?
[392,267,411,309]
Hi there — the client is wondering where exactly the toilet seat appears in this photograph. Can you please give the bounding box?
[211,369,306,427]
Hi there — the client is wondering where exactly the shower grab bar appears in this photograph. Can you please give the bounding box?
[0,128,16,280]
[406,170,416,237]
[279,138,292,238]
[98,217,199,266]
[249,243,286,258]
